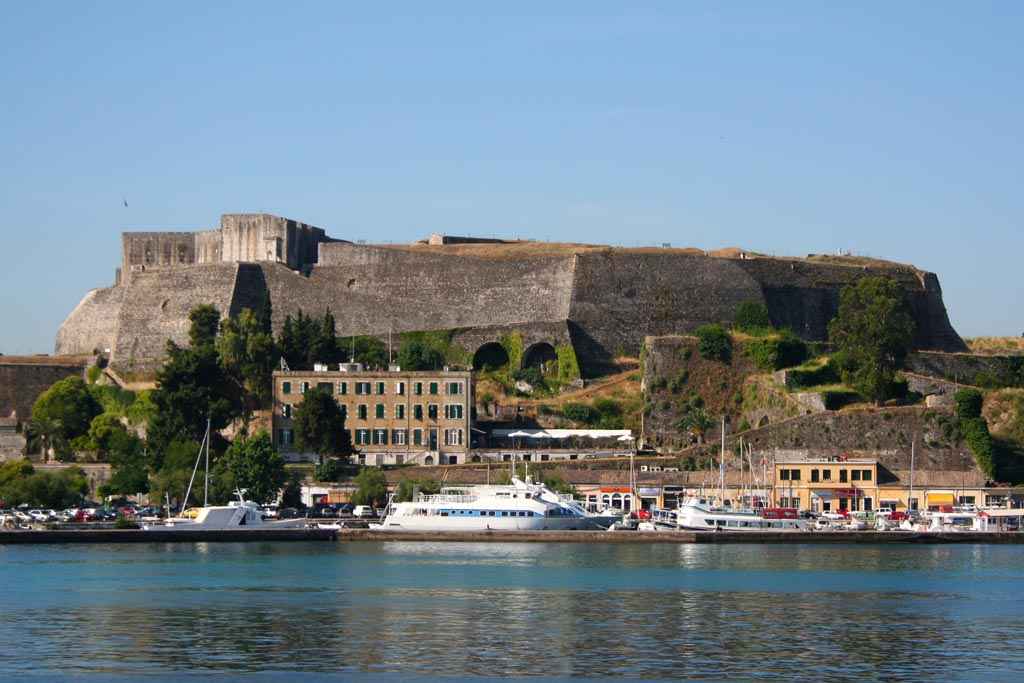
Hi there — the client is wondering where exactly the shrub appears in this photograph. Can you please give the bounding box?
[961,417,996,479]
[955,389,984,420]
[668,370,689,393]
[695,325,731,363]
[821,389,859,410]
[734,301,772,334]
[784,359,839,389]
[315,457,347,482]
[562,403,596,424]
[746,332,809,371]
[513,366,544,387]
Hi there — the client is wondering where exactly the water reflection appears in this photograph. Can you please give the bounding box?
[1,543,1023,679]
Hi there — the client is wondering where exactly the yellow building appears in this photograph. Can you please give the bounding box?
[272,364,472,465]
[773,458,880,512]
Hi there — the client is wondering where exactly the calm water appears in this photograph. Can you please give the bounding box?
[2,541,1023,680]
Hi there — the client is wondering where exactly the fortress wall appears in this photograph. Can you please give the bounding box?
[54,286,127,356]
[0,360,89,422]
[450,322,573,361]
[194,229,222,264]
[267,245,576,336]
[121,231,201,274]
[568,252,765,371]
[220,214,327,269]
[109,264,240,375]
[736,259,965,351]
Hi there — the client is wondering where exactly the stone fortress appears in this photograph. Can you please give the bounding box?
[56,212,967,377]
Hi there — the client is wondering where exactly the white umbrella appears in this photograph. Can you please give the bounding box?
[617,434,635,442]
[507,431,535,438]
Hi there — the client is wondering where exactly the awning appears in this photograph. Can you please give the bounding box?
[926,493,955,505]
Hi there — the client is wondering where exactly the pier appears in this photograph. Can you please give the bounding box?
[0,528,338,544]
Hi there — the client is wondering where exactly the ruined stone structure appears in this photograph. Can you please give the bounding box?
[57,213,967,377]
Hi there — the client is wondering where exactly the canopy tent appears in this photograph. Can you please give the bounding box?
[492,429,632,440]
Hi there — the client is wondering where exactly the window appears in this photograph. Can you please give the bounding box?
[395,381,405,396]
[863,498,873,511]
[852,470,861,481]
[413,429,423,446]
[840,469,848,483]
[277,429,286,446]
[282,404,292,419]
[372,429,388,445]
[810,469,819,483]
[862,469,872,481]
[301,381,310,394]
[357,404,368,420]
[395,404,405,420]
[282,381,291,395]
[355,382,370,395]
[447,382,462,395]
[355,429,370,445]
[392,429,407,446]
[429,382,439,395]
[338,381,347,395]
[780,469,790,481]
[444,429,464,446]
[414,404,423,420]
[414,382,423,396]
[822,469,832,481]
[317,382,333,395]
[375,404,385,419]
[445,404,464,420]
[376,381,386,395]
[790,469,800,481]
[339,404,347,418]
[428,404,438,420]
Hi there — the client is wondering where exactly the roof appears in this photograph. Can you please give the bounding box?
[491,429,632,440]
[0,355,91,367]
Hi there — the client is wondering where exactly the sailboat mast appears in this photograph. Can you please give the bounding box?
[203,417,211,507]
[909,437,915,514]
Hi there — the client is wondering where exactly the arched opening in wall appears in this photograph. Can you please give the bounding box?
[758,415,770,428]
[423,455,434,466]
[473,342,509,371]
[522,342,558,374]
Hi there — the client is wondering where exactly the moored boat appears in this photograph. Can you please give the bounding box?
[676,497,809,531]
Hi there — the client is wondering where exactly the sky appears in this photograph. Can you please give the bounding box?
[1,2,1022,354]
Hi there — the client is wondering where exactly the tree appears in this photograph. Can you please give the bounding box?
[734,301,772,334]
[189,304,220,349]
[278,309,321,370]
[31,376,103,460]
[0,460,88,508]
[695,324,732,363]
[292,388,352,464]
[397,339,445,371]
[149,439,204,511]
[218,308,278,419]
[99,429,150,497]
[828,276,916,404]
[212,431,286,504]
[340,335,389,369]
[394,478,441,502]
[280,471,304,509]
[309,309,344,366]
[351,467,388,506]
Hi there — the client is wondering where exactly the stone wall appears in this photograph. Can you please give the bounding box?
[109,264,240,375]
[54,286,126,356]
[907,351,1024,387]
[0,358,89,422]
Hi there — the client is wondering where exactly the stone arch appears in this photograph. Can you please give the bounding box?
[522,342,557,370]
[424,455,434,466]
[758,415,770,428]
[473,342,509,371]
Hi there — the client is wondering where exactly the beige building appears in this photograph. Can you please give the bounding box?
[272,364,472,465]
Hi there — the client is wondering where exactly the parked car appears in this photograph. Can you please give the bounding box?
[353,505,376,518]
[278,507,302,519]
[338,503,355,515]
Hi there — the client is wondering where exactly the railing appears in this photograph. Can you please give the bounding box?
[416,493,478,504]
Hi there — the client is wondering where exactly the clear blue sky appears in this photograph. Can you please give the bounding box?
[2,2,1021,354]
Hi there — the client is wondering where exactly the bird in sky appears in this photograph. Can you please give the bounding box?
[122,197,128,207]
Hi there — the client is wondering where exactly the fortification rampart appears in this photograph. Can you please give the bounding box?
[56,215,968,377]
[0,357,90,422]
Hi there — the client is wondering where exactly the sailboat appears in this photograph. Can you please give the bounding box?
[142,420,305,531]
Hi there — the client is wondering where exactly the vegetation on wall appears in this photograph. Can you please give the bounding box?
[695,324,732,363]
[499,332,524,371]
[733,301,772,335]
[556,344,581,382]
[828,276,916,404]
[745,330,808,371]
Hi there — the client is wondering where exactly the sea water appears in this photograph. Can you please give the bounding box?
[1,541,1023,680]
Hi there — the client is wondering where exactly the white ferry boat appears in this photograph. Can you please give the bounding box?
[371,477,620,531]
[676,497,809,532]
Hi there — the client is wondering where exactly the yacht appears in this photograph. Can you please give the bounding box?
[143,490,307,531]
[371,477,620,531]
[676,497,809,532]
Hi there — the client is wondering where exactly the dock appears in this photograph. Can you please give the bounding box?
[339,529,1024,544]
[0,528,338,544]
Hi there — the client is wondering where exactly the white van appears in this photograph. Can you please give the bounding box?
[353,505,376,518]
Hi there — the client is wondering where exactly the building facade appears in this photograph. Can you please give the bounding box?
[272,365,472,465]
